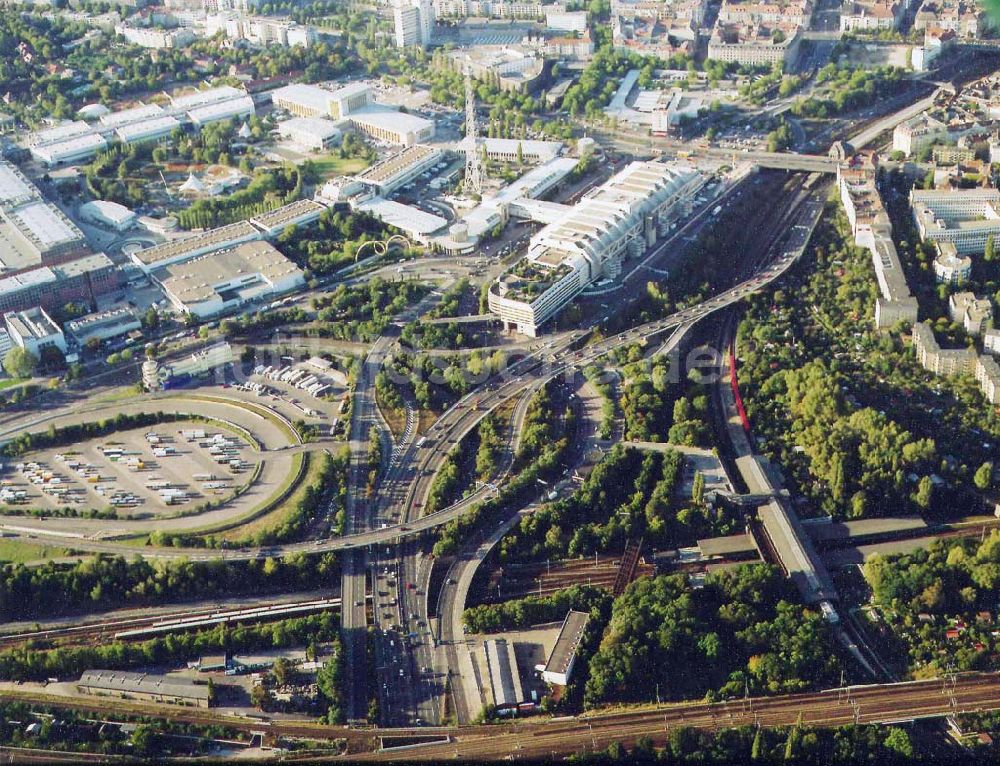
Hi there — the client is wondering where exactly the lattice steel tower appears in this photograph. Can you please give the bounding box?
[464,67,484,197]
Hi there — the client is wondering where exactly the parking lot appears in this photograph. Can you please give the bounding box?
[0,421,255,517]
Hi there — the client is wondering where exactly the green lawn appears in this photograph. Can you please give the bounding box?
[310,155,371,179]
[0,538,68,564]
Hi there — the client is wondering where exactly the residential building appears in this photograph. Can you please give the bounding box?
[892,112,984,157]
[613,14,697,60]
[913,0,985,37]
[840,0,903,31]
[4,306,66,358]
[976,354,1000,404]
[116,22,195,48]
[717,0,811,26]
[78,670,211,708]
[205,13,317,47]
[488,160,701,336]
[394,0,434,48]
[985,327,1000,354]
[910,188,1000,255]
[837,158,919,328]
[912,321,976,376]
[948,291,993,335]
[707,22,801,67]
[932,240,972,284]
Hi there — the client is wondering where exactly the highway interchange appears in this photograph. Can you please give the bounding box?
[5,61,1000,757]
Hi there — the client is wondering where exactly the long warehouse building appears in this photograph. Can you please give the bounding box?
[488,160,701,336]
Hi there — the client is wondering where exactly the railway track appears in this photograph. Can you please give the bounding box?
[0,596,345,650]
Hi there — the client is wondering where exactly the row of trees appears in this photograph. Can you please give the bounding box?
[177,163,306,230]
[432,383,573,557]
[463,584,609,634]
[737,204,999,519]
[574,724,919,765]
[498,444,693,562]
[276,208,397,277]
[584,565,842,707]
[0,552,339,621]
[310,278,428,342]
[0,612,339,682]
[864,534,1000,673]
[790,64,904,118]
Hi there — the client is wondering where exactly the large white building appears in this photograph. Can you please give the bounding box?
[911,188,1000,255]
[4,306,66,358]
[488,160,701,336]
[271,82,373,120]
[156,241,305,319]
[276,117,342,150]
[79,200,137,231]
[837,159,919,328]
[349,108,436,146]
[27,121,108,166]
[394,0,434,48]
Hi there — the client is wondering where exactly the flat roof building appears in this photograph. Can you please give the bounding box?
[4,306,67,357]
[27,121,107,166]
[476,137,563,164]
[115,115,181,145]
[186,96,256,127]
[0,163,38,210]
[66,306,141,346]
[130,221,262,271]
[911,188,1000,256]
[156,241,306,319]
[276,116,342,150]
[249,199,326,237]
[351,144,442,195]
[99,103,167,130]
[489,160,701,336]
[271,82,373,120]
[540,610,588,687]
[0,199,88,267]
[348,107,435,147]
[0,253,120,315]
[484,638,526,710]
[78,670,211,708]
[838,159,919,328]
[79,200,136,232]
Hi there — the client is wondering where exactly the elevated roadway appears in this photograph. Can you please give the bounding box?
[0,181,824,562]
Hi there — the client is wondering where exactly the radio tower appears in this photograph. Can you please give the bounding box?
[464,66,484,197]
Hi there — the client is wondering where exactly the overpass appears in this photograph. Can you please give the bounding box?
[847,87,943,151]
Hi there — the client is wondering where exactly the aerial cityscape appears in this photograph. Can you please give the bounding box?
[1,0,1000,762]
